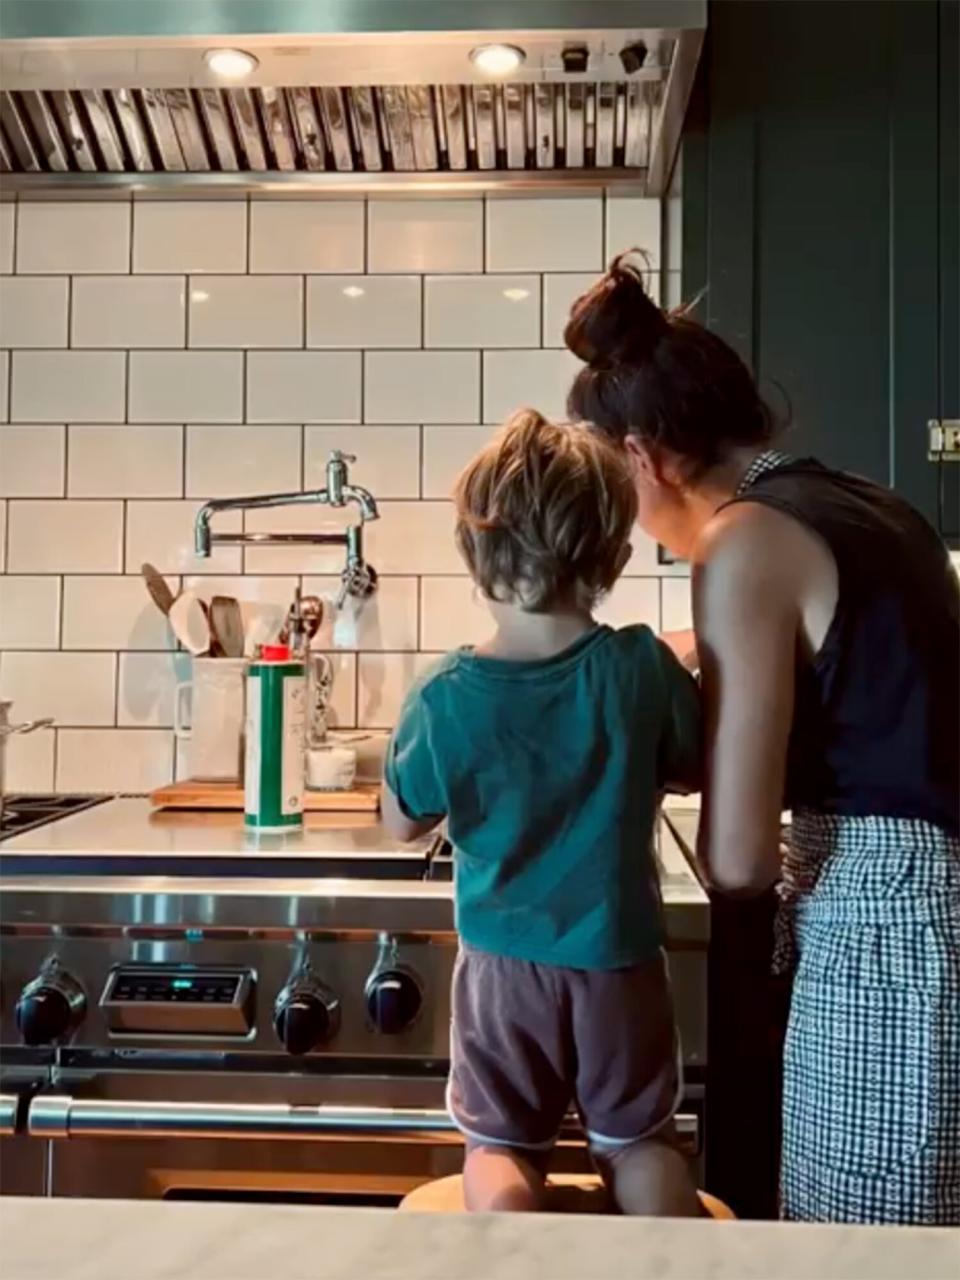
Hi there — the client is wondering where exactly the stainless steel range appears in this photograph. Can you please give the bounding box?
[0,800,708,1204]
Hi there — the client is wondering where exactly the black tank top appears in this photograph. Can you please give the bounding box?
[729,457,960,834]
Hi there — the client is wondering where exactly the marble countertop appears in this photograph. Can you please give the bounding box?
[1,1198,957,1280]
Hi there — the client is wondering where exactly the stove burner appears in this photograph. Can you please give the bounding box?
[0,794,111,841]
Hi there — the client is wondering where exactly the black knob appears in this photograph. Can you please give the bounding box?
[365,968,422,1035]
[273,978,340,1055]
[16,969,86,1046]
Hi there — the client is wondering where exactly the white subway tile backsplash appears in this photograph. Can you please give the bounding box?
[420,577,490,650]
[542,273,599,348]
[72,277,185,348]
[118,651,185,727]
[0,425,65,497]
[0,192,678,784]
[482,348,582,422]
[0,576,61,649]
[7,500,123,572]
[366,501,462,574]
[56,729,174,792]
[486,197,603,272]
[186,424,302,498]
[358,652,437,728]
[305,425,420,499]
[4,728,55,792]
[126,501,242,576]
[68,425,183,498]
[0,205,13,274]
[189,276,302,348]
[62,575,176,651]
[595,578,661,632]
[17,202,130,274]
[250,201,364,273]
[133,201,247,274]
[368,200,482,273]
[0,651,116,725]
[246,351,361,423]
[606,197,661,269]
[307,276,420,348]
[11,351,126,422]
[424,276,540,349]
[365,352,479,423]
[661,577,693,631]
[0,277,69,347]
[303,575,419,652]
[421,425,491,498]
[129,352,243,423]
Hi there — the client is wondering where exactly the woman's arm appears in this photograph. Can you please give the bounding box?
[693,505,799,894]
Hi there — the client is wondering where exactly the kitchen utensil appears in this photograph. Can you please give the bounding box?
[209,596,245,659]
[278,591,323,655]
[307,653,335,746]
[174,657,248,781]
[168,591,212,656]
[0,701,54,827]
[140,563,176,615]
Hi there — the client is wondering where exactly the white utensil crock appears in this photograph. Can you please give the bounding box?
[174,658,248,781]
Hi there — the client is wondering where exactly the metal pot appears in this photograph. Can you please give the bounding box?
[0,701,54,826]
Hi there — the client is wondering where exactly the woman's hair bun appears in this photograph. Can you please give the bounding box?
[563,250,668,368]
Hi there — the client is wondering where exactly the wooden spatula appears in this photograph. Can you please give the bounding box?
[141,563,175,615]
[210,596,246,658]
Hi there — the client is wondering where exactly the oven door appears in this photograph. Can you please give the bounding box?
[31,1071,702,1204]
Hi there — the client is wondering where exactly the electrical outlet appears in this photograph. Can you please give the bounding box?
[928,420,960,461]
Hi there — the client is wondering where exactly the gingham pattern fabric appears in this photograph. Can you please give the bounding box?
[779,810,960,1224]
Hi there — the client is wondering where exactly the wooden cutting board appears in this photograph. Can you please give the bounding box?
[149,779,380,813]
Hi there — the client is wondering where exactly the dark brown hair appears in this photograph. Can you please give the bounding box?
[454,408,637,612]
[565,252,774,471]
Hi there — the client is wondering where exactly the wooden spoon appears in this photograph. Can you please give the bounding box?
[168,591,212,656]
[141,563,176,615]
[209,596,245,659]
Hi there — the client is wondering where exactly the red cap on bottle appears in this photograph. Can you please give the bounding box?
[260,644,291,662]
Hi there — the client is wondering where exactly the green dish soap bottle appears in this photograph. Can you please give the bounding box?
[245,644,306,833]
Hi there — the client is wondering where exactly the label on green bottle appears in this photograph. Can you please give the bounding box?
[245,661,305,833]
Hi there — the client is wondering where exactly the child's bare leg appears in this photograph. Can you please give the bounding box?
[463,1144,547,1212]
[594,1131,702,1216]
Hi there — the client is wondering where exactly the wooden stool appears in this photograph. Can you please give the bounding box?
[399,1173,735,1218]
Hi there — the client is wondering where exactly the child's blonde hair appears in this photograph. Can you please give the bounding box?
[453,408,637,612]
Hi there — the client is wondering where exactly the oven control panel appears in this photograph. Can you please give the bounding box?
[100,965,255,1037]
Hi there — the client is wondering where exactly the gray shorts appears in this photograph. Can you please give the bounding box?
[447,943,681,1152]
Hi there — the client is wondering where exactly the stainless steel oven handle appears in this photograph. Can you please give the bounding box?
[29,1096,699,1149]
[0,1094,18,1135]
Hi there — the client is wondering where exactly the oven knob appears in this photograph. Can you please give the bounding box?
[16,969,86,1046]
[273,978,340,1055]
[365,968,423,1035]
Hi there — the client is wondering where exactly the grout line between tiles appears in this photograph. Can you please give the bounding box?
[128,198,134,273]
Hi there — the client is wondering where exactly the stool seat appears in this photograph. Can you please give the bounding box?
[399,1174,735,1219]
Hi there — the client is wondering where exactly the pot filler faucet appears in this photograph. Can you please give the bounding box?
[194,451,379,604]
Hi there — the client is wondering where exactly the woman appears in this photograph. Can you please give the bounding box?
[564,254,960,1225]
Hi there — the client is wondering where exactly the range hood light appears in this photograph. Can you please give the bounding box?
[469,44,525,76]
[203,48,259,79]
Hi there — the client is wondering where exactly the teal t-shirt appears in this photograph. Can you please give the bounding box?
[384,625,701,970]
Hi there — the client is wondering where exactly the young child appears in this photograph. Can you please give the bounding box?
[381,409,702,1214]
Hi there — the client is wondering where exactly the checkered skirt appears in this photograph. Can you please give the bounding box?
[779,811,960,1224]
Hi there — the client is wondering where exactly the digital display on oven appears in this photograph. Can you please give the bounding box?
[101,965,255,1036]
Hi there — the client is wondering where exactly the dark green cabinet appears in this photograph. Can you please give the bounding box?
[683,0,959,543]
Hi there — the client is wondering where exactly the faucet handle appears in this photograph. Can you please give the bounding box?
[329,450,356,465]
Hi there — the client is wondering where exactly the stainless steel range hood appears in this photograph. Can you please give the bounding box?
[0,1,704,194]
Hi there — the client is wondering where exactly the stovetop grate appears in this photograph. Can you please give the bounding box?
[0,794,111,842]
